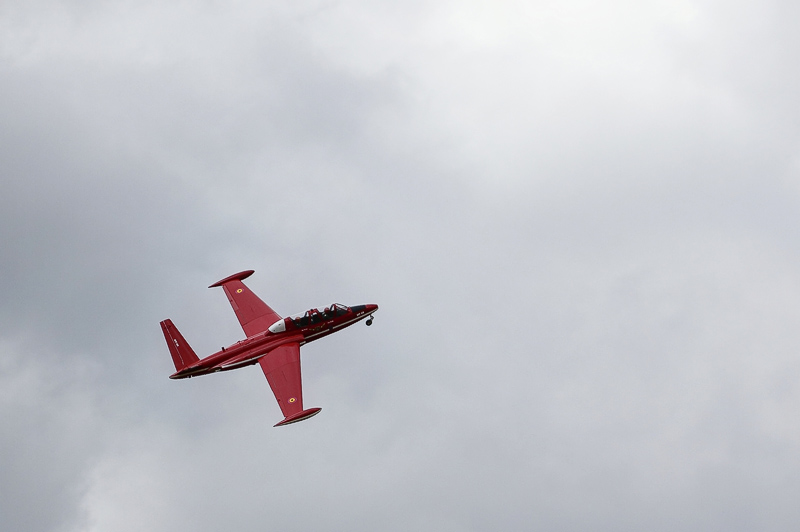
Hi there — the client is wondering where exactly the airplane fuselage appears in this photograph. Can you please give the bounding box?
[169,303,378,379]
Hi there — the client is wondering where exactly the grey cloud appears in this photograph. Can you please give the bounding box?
[2,1,800,531]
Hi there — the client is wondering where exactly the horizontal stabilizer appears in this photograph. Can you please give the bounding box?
[274,407,322,427]
[160,319,200,373]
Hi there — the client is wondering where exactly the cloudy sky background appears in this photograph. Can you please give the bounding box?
[2,1,800,530]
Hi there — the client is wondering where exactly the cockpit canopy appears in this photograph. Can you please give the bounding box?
[292,303,350,327]
[268,304,351,333]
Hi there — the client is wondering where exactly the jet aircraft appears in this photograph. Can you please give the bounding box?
[160,270,378,426]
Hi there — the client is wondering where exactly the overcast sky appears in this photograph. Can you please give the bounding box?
[2,1,800,531]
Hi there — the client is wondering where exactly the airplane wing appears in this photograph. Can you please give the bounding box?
[258,342,321,426]
[209,270,282,337]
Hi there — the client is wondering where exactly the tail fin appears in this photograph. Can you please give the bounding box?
[160,319,200,373]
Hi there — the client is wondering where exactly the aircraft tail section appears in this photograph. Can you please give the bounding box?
[160,319,200,373]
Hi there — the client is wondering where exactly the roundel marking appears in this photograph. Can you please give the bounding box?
[236,288,243,293]
[288,397,297,403]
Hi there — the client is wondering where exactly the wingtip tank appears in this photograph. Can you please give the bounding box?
[273,407,322,427]
[208,270,255,288]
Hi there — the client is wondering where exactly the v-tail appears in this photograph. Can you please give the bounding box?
[160,319,200,376]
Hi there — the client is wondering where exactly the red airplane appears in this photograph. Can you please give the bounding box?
[160,270,378,427]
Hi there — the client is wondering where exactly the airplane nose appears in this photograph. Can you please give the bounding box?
[364,304,378,326]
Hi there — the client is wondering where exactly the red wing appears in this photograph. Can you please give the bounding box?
[209,270,281,337]
[258,343,321,426]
